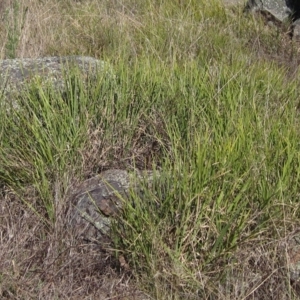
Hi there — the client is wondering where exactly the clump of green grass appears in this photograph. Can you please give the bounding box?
[112,59,300,298]
[0,73,90,223]
[2,0,28,58]
[1,0,300,299]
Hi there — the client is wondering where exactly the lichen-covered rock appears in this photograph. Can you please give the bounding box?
[0,56,113,107]
[69,169,158,242]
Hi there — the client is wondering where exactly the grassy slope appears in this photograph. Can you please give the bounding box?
[1,0,300,299]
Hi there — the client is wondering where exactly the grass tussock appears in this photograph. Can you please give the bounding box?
[1,0,300,299]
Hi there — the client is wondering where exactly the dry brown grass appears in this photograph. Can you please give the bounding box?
[0,109,163,298]
[0,185,151,299]
[0,0,147,59]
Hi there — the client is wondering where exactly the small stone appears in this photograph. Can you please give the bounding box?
[69,169,159,241]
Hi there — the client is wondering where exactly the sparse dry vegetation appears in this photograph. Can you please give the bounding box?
[1,0,300,299]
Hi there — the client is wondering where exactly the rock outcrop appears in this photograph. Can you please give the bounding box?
[0,56,113,107]
[244,0,300,39]
[245,0,300,40]
[244,0,292,22]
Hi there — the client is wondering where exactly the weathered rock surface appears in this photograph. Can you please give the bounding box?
[69,169,159,242]
[0,56,113,106]
[244,0,292,22]
[292,18,300,40]
[244,0,300,39]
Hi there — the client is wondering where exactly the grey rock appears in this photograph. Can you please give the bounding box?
[0,56,113,108]
[292,18,300,40]
[69,169,159,242]
[244,0,292,23]
[244,0,300,40]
